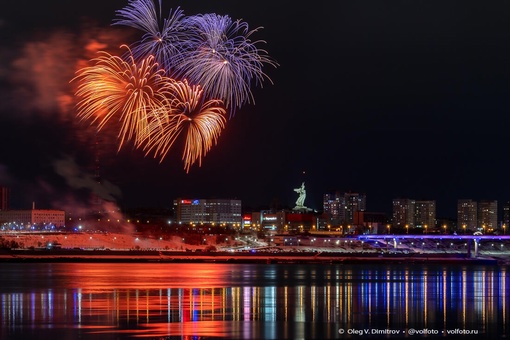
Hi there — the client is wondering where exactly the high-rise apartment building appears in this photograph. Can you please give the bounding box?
[457,199,478,230]
[503,202,510,229]
[323,192,345,224]
[392,198,436,230]
[0,186,9,211]
[414,200,436,229]
[323,192,366,225]
[392,198,415,228]
[345,193,366,224]
[478,200,498,230]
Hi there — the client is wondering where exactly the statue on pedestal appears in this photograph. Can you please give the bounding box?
[293,182,307,210]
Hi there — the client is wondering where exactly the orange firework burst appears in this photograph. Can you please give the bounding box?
[143,80,226,173]
[73,46,172,148]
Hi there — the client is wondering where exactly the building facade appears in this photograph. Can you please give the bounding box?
[478,200,498,231]
[503,202,510,230]
[457,199,478,231]
[173,198,242,225]
[415,200,436,229]
[323,191,366,225]
[323,192,345,224]
[345,193,367,224]
[392,198,436,231]
[251,210,286,233]
[392,198,416,228]
[0,209,65,229]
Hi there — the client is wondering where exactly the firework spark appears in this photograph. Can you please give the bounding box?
[143,80,227,173]
[113,0,187,74]
[72,47,173,149]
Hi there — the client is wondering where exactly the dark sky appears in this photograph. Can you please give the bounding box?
[1,1,510,219]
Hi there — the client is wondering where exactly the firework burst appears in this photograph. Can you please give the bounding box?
[72,47,172,148]
[175,13,277,116]
[143,80,227,173]
[113,0,188,73]
[72,1,276,172]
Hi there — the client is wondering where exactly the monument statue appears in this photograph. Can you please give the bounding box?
[293,182,307,210]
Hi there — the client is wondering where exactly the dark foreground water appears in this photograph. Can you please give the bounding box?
[1,262,509,339]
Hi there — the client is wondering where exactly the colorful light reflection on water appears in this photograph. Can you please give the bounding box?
[1,263,508,339]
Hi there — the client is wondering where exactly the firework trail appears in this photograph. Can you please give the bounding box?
[176,13,277,116]
[72,47,173,149]
[143,80,227,173]
[113,0,188,73]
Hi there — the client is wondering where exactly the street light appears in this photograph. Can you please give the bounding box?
[405,224,409,234]
[387,224,391,234]
[443,224,447,234]
[424,225,428,234]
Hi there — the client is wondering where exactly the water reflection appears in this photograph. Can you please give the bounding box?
[1,263,509,339]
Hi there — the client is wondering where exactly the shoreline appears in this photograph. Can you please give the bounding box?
[2,231,509,265]
[0,249,502,265]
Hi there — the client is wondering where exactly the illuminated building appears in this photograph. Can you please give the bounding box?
[415,200,436,229]
[478,200,497,230]
[323,191,366,225]
[0,209,65,229]
[173,198,242,224]
[0,186,9,211]
[457,199,498,231]
[392,198,416,228]
[251,210,286,233]
[503,201,510,229]
[323,192,345,224]
[392,198,436,231]
[457,199,478,230]
[251,210,317,234]
[345,192,367,223]
[242,214,252,229]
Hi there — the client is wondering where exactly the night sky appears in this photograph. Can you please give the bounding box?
[1,1,510,219]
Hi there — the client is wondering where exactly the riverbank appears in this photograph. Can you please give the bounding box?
[0,248,501,265]
[1,231,509,265]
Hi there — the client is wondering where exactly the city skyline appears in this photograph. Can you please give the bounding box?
[2,182,509,227]
[1,1,510,220]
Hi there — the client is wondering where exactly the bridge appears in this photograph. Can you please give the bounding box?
[356,234,510,258]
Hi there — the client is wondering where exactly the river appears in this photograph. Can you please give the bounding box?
[1,262,508,339]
